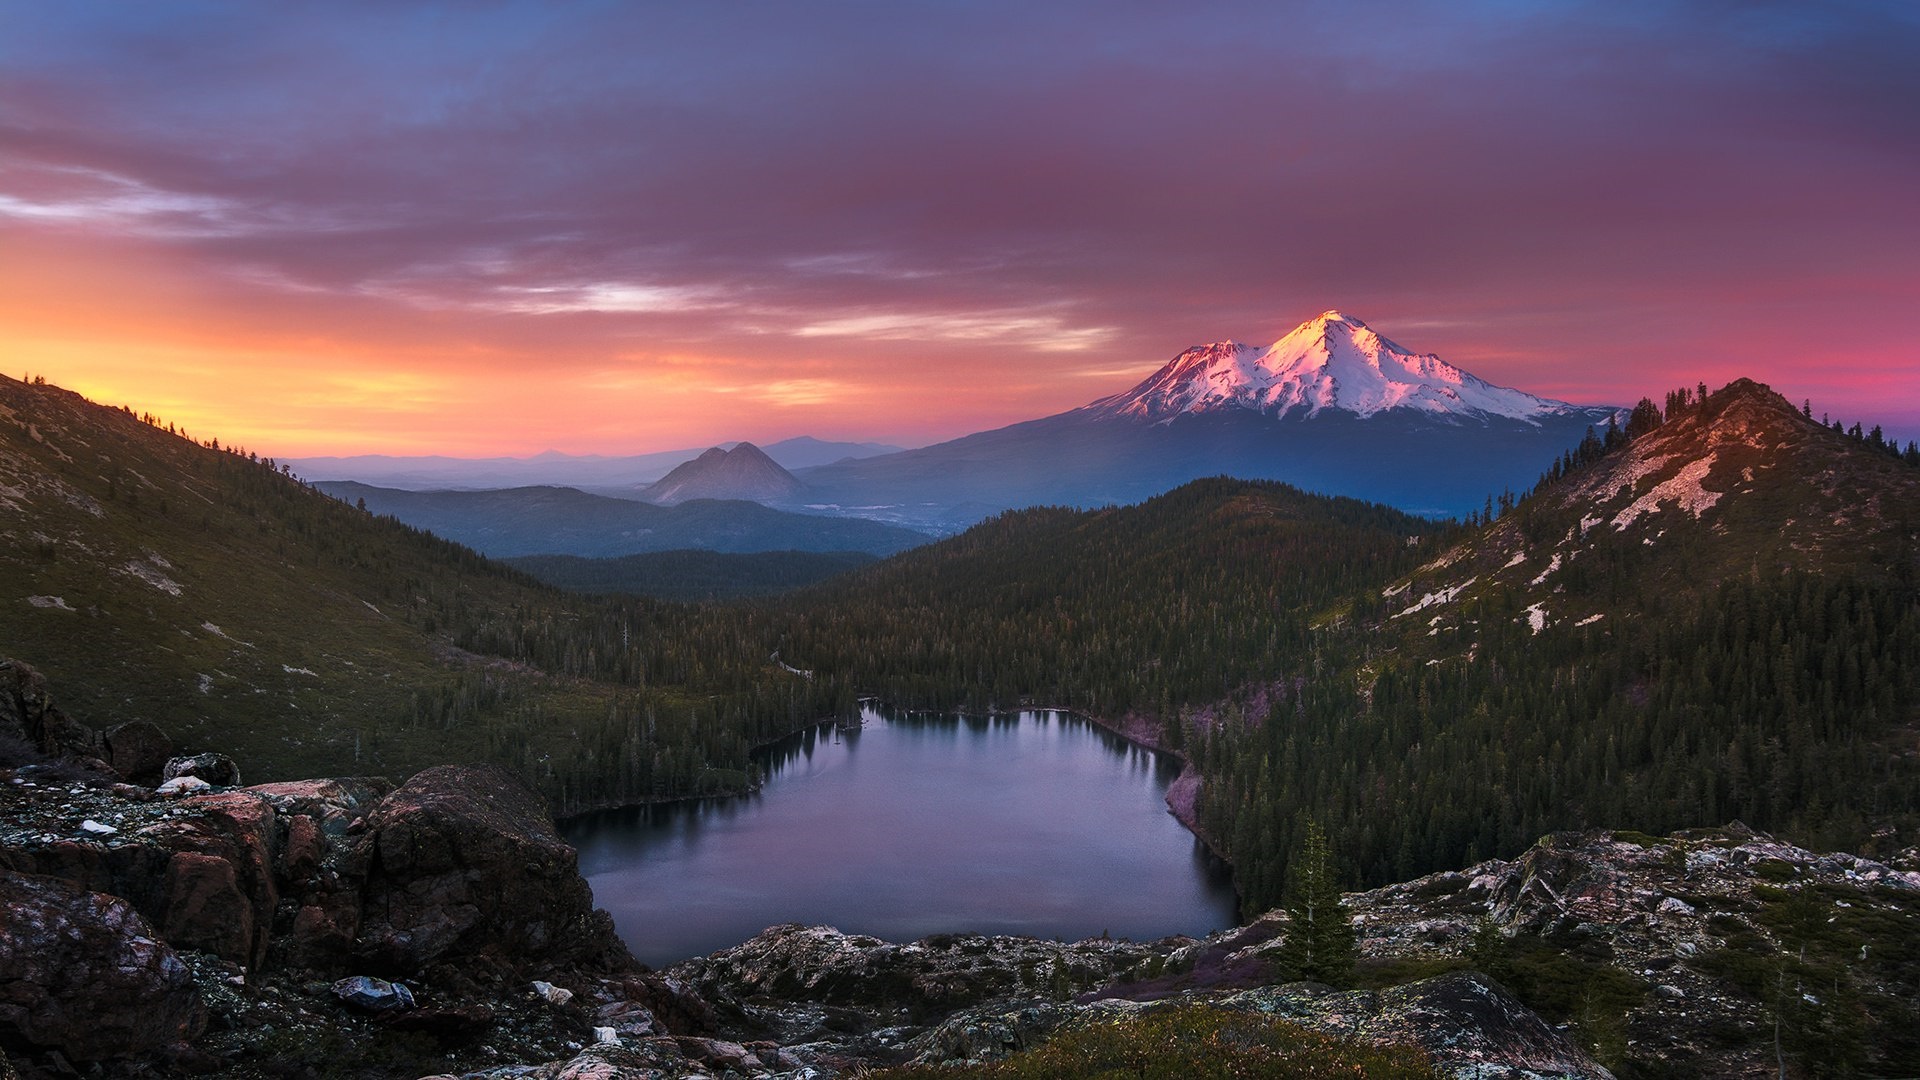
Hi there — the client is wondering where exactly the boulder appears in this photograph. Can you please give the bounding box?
[331,975,416,1012]
[103,720,174,784]
[159,850,256,963]
[350,764,627,974]
[0,868,206,1061]
[136,791,281,970]
[163,751,242,787]
[0,658,101,760]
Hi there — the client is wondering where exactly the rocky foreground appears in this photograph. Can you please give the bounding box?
[4,658,1918,1078]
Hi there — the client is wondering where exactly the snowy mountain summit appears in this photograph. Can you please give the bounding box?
[1089,310,1580,426]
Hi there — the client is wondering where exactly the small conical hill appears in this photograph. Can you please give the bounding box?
[643,442,803,504]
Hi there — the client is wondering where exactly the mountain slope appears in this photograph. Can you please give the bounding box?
[771,478,1450,716]
[642,442,804,504]
[318,480,925,557]
[759,436,906,469]
[1390,378,1920,646]
[1192,378,1920,907]
[796,311,1618,524]
[0,375,849,807]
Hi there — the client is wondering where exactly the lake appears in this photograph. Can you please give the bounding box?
[563,705,1240,968]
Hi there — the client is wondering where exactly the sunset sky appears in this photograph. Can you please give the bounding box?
[3,1,1918,456]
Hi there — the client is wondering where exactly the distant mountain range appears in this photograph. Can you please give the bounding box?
[314,480,927,558]
[287,313,1617,537]
[283,435,903,492]
[792,311,1622,527]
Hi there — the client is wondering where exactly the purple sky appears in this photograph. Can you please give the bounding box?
[3,1,1917,454]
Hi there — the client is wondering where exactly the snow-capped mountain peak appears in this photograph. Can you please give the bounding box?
[1088,311,1583,425]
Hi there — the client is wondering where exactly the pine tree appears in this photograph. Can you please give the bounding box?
[1277,820,1357,986]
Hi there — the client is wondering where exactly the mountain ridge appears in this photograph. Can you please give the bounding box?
[316,480,925,558]
[282,435,903,491]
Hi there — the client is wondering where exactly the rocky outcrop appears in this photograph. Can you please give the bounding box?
[908,974,1607,1079]
[0,869,206,1062]
[141,791,280,968]
[1224,975,1609,1079]
[1349,826,1920,1077]
[351,764,628,975]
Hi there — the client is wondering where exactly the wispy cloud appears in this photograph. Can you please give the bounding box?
[484,282,722,316]
[796,311,1117,352]
[3,2,1918,450]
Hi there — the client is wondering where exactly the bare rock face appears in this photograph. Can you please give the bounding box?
[0,868,206,1061]
[350,764,627,975]
[137,791,280,969]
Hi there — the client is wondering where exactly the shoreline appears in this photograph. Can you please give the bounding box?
[556,700,1237,880]
[1059,708,1231,868]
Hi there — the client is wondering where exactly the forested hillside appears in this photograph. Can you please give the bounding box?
[0,375,845,814]
[505,549,877,601]
[1195,381,1920,908]
[766,479,1449,721]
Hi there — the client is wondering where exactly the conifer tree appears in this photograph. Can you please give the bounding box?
[1277,820,1357,986]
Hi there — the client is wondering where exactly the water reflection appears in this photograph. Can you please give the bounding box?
[564,705,1238,968]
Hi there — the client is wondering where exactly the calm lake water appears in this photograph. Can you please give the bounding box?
[563,706,1239,968]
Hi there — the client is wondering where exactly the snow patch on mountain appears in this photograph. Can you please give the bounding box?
[1611,452,1722,531]
[1530,553,1561,587]
[1525,602,1548,634]
[1090,311,1589,425]
[120,559,182,596]
[1395,576,1478,618]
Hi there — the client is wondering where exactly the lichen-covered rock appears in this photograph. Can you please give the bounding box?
[349,763,628,974]
[1225,974,1612,1079]
[1348,826,1920,1077]
[907,976,1606,1078]
[163,751,242,787]
[912,1000,1082,1064]
[0,868,206,1061]
[676,923,1154,1033]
